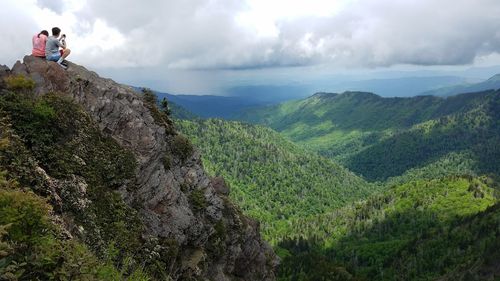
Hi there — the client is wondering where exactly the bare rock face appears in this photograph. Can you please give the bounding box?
[11,56,278,280]
[0,65,10,88]
[212,177,231,196]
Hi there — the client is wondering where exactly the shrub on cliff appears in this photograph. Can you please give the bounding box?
[171,134,194,161]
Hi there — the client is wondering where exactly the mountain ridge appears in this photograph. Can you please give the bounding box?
[0,55,277,280]
[175,118,377,243]
[235,89,500,181]
[151,90,269,119]
[167,92,500,281]
[421,73,500,97]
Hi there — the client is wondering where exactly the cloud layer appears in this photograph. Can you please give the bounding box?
[2,0,500,70]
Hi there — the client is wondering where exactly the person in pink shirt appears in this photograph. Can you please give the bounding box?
[32,30,49,58]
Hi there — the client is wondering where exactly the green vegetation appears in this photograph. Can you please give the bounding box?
[173,89,500,280]
[4,74,35,92]
[277,176,500,280]
[189,188,207,212]
[0,136,150,281]
[345,95,500,181]
[0,83,174,280]
[2,71,499,280]
[171,134,194,161]
[236,90,500,182]
[176,118,375,242]
[141,88,175,134]
[0,185,142,280]
[0,90,137,183]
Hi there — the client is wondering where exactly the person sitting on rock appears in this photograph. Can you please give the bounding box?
[32,30,49,58]
[45,27,71,69]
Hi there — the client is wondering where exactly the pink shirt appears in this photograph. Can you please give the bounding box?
[32,34,47,57]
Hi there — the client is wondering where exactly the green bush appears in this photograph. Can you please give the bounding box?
[4,75,35,92]
[189,189,207,212]
[141,88,157,105]
[141,88,174,131]
[89,190,144,264]
[0,189,51,245]
[0,189,103,280]
[171,134,193,161]
[206,220,226,257]
[160,98,171,116]
[140,238,179,280]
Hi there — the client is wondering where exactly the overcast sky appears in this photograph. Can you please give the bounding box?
[1,0,500,93]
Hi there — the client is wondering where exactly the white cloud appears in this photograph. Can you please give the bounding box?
[36,0,65,14]
[1,0,500,71]
[0,0,40,65]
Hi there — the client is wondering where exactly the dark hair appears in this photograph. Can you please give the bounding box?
[38,30,49,38]
[52,27,61,36]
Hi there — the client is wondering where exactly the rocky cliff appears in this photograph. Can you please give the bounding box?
[0,56,277,280]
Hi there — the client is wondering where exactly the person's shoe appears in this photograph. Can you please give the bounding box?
[61,60,69,67]
[57,61,68,69]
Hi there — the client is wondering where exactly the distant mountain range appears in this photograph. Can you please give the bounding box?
[323,75,471,97]
[135,75,500,119]
[224,84,312,103]
[152,91,269,119]
[421,73,500,97]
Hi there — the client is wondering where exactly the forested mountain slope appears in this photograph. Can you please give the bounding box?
[194,89,500,280]
[277,176,500,280]
[176,118,375,242]
[236,90,500,181]
[346,94,500,181]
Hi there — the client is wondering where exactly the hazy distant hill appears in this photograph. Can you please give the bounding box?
[132,87,268,119]
[157,92,267,118]
[421,74,500,97]
[224,84,311,103]
[136,75,478,119]
[327,75,470,97]
[168,100,199,120]
[225,76,471,98]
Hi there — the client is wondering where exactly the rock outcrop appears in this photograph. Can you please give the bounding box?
[3,56,278,280]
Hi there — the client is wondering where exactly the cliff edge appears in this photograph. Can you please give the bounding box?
[0,56,277,280]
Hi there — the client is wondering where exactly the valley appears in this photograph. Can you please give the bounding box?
[171,88,500,280]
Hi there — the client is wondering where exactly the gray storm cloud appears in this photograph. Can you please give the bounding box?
[79,0,500,69]
[2,0,500,70]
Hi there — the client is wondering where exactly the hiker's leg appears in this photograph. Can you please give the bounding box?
[47,53,61,62]
[62,48,71,59]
